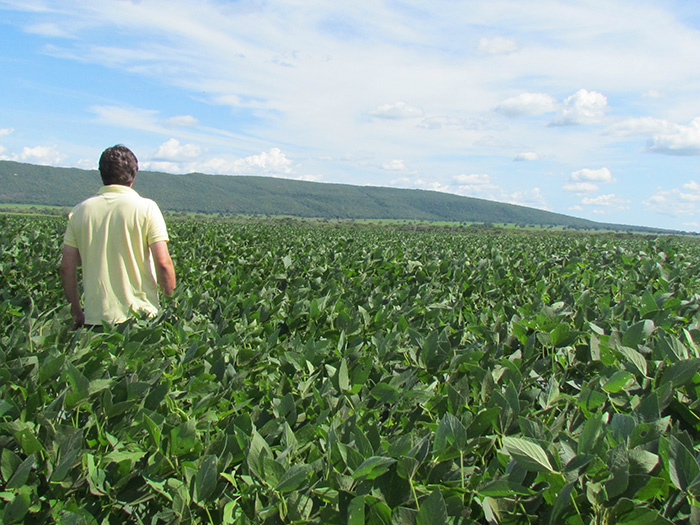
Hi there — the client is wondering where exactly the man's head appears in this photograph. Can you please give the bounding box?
[99,145,138,186]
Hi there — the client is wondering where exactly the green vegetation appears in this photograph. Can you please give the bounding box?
[3,214,700,524]
[0,160,679,234]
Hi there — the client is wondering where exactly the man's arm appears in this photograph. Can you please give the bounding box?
[150,241,176,296]
[60,245,85,329]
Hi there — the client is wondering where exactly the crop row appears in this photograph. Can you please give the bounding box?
[2,215,700,524]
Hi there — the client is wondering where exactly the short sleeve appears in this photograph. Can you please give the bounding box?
[146,201,169,245]
[63,211,79,248]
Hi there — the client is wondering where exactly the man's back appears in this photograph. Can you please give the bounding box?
[64,184,169,325]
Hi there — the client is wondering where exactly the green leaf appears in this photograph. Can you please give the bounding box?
[247,430,273,480]
[659,435,700,492]
[170,419,197,457]
[660,358,700,388]
[338,358,350,392]
[370,382,401,404]
[618,346,647,378]
[64,362,90,408]
[602,371,634,394]
[1,449,21,483]
[434,413,467,452]
[603,445,629,499]
[274,464,312,493]
[622,320,654,348]
[416,490,447,525]
[347,495,365,525]
[503,436,556,473]
[550,322,576,348]
[577,411,605,455]
[2,487,31,524]
[547,481,574,525]
[5,453,35,490]
[194,455,218,504]
[351,456,396,481]
[610,498,675,525]
[478,479,535,497]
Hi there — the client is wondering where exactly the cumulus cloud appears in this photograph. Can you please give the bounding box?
[454,173,493,186]
[647,117,700,156]
[416,179,451,193]
[477,36,518,55]
[142,147,295,176]
[495,93,557,117]
[19,145,66,165]
[452,173,548,209]
[581,193,630,210]
[165,115,200,127]
[605,117,677,137]
[382,159,407,171]
[564,167,614,196]
[551,89,607,126]
[514,151,539,161]
[643,180,700,216]
[370,101,424,120]
[563,182,599,194]
[0,128,14,136]
[154,138,202,161]
[571,167,614,183]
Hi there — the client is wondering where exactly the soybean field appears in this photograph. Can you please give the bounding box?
[3,214,700,524]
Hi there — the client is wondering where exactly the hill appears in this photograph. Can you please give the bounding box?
[0,160,672,233]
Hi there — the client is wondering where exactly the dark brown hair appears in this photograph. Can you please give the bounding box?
[99,145,138,186]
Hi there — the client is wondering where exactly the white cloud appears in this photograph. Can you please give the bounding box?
[154,138,202,161]
[165,115,200,127]
[571,167,614,183]
[647,117,700,156]
[91,105,161,132]
[477,36,518,55]
[19,145,66,165]
[643,185,700,216]
[0,128,14,136]
[415,179,451,193]
[454,173,493,187]
[581,194,630,210]
[565,167,613,195]
[25,22,74,38]
[514,151,539,161]
[382,159,407,171]
[605,117,677,137]
[506,188,548,209]
[296,174,324,182]
[418,116,484,130]
[496,93,557,117]
[563,182,599,194]
[370,102,424,120]
[551,89,607,126]
[230,148,293,175]
[142,146,295,176]
[452,173,548,209]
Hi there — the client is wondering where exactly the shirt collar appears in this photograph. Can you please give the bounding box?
[98,185,138,196]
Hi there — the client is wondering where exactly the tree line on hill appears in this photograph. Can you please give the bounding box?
[0,160,681,234]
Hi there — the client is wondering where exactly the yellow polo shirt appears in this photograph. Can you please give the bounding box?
[64,185,169,325]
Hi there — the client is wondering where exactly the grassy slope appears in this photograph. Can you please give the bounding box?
[0,160,671,232]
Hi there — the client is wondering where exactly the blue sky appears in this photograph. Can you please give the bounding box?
[1,0,699,231]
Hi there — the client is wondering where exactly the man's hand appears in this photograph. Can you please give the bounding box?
[71,304,86,330]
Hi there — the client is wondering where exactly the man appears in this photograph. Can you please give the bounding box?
[60,145,176,328]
